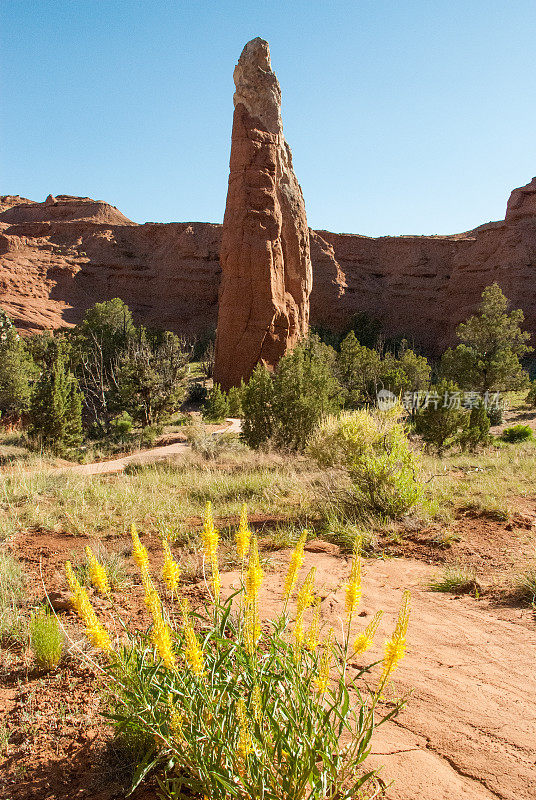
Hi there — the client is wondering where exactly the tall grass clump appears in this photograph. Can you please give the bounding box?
[308,408,423,519]
[29,608,63,669]
[0,550,25,640]
[64,505,410,799]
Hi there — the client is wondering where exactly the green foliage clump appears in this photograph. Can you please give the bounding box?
[227,384,244,417]
[440,283,532,391]
[116,329,189,427]
[271,336,340,450]
[203,383,230,422]
[500,425,533,443]
[526,381,536,407]
[29,608,63,669]
[308,408,423,518]
[428,565,478,594]
[241,365,275,449]
[29,340,83,453]
[0,311,34,424]
[460,401,491,451]
[0,551,25,633]
[414,380,466,454]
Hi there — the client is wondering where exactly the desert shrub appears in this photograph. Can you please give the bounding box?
[308,408,423,518]
[512,567,536,605]
[501,425,533,443]
[241,365,275,449]
[427,565,478,594]
[487,404,503,426]
[203,383,230,422]
[459,401,491,451]
[271,336,340,450]
[29,608,63,669]
[140,423,163,447]
[186,422,243,460]
[187,380,208,405]
[109,412,133,441]
[526,382,536,407]
[64,512,411,799]
[414,380,466,454]
[227,384,244,417]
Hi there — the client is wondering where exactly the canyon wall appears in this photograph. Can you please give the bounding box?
[1,178,536,354]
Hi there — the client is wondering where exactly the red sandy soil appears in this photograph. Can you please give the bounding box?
[0,504,535,800]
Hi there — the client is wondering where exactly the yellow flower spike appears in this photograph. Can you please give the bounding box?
[353,610,383,655]
[245,536,263,602]
[180,599,205,677]
[252,683,262,723]
[85,546,110,595]
[244,597,261,657]
[152,619,176,671]
[314,628,333,693]
[209,550,221,603]
[344,539,362,622]
[236,503,251,561]
[283,530,308,601]
[236,697,253,761]
[201,501,219,559]
[380,590,410,686]
[294,567,316,648]
[162,540,181,592]
[305,596,321,652]
[64,561,112,653]
[131,523,149,572]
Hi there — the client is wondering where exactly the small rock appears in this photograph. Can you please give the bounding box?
[304,539,340,555]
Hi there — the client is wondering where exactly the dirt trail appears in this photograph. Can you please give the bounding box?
[67,418,242,476]
[222,551,536,800]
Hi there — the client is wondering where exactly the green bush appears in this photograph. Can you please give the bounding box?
[459,401,490,451]
[487,404,503,426]
[526,382,536,407]
[29,608,63,669]
[227,384,244,417]
[203,383,230,422]
[500,425,533,443]
[308,408,423,518]
[414,380,466,454]
[241,365,275,449]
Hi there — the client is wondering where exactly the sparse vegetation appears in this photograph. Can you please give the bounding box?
[427,565,478,593]
[29,608,63,669]
[501,425,533,443]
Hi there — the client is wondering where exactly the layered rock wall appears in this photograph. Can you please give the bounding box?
[1,180,536,354]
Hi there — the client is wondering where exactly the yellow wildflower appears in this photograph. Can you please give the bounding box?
[305,596,321,651]
[235,502,251,561]
[380,590,410,686]
[209,550,221,603]
[354,610,383,655]
[243,596,261,657]
[344,539,362,622]
[131,523,149,572]
[314,629,333,693]
[85,546,110,595]
[180,599,205,676]
[162,540,181,592]
[152,619,176,671]
[252,683,262,723]
[283,531,308,601]
[245,536,263,602]
[294,567,316,647]
[201,501,219,559]
[236,697,253,760]
[64,561,112,652]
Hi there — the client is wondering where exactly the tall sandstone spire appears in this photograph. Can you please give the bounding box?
[213,38,312,391]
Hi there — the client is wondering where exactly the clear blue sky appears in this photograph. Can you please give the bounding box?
[2,1,535,236]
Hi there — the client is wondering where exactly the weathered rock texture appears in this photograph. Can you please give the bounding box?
[2,179,536,354]
[213,38,312,389]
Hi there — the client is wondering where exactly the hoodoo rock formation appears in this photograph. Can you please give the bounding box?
[213,38,312,390]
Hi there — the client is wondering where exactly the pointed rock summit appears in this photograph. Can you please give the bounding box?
[213,38,312,390]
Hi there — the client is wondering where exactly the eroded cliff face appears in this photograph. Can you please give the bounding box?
[213,38,312,390]
[1,180,536,354]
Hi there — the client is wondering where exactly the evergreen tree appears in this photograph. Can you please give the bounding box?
[241,365,275,449]
[272,336,340,450]
[227,384,244,417]
[29,342,83,452]
[203,383,230,422]
[440,284,532,391]
[337,332,382,406]
[414,380,466,454]
[460,401,491,451]
[0,313,34,423]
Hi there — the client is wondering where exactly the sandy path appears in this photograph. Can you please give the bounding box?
[67,418,242,476]
[222,551,536,800]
